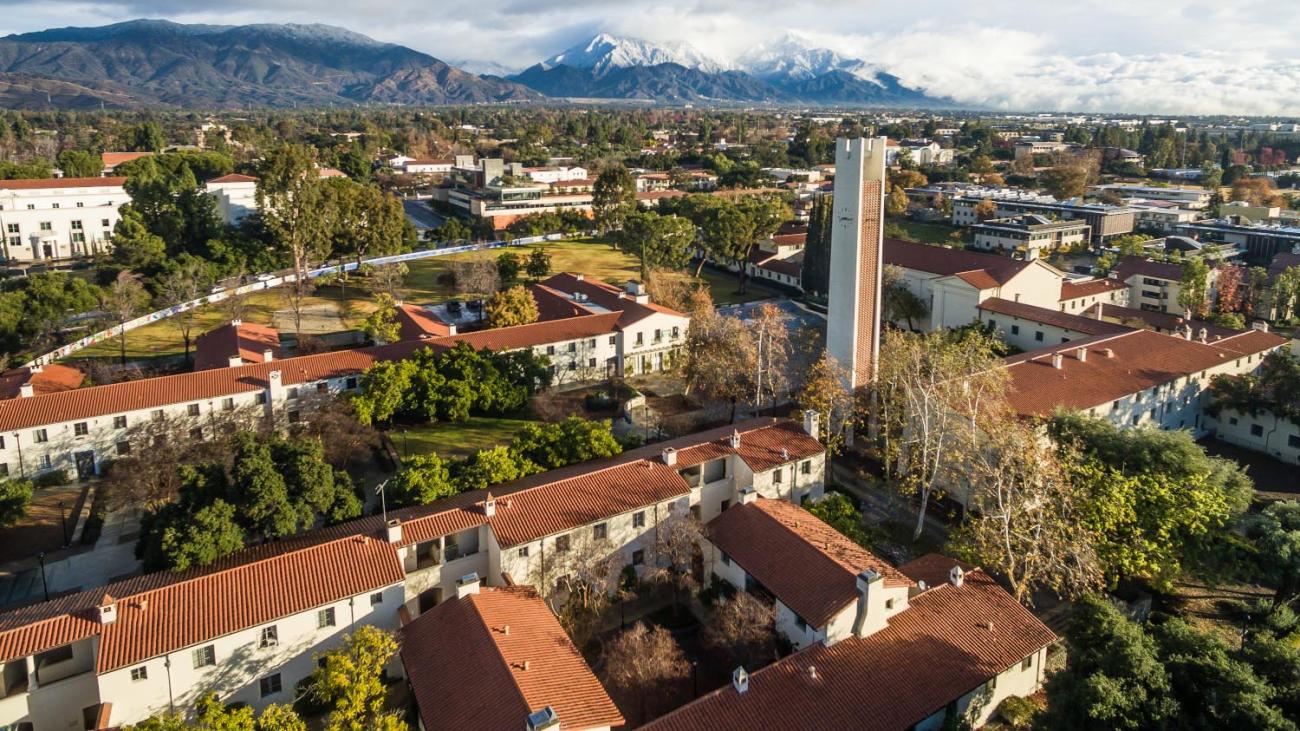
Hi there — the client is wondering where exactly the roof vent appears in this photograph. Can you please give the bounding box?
[729,430,741,449]
[525,706,559,731]
[19,383,33,398]
[808,665,818,680]
[662,447,677,466]
[98,596,118,625]
[385,518,402,544]
[780,447,790,461]
[1102,348,1116,358]
[983,620,996,631]
[732,666,750,695]
[1051,353,1064,370]
[949,565,965,588]
[30,364,42,374]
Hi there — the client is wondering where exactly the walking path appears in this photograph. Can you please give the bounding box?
[0,506,141,609]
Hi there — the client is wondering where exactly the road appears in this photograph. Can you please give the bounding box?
[402,199,446,231]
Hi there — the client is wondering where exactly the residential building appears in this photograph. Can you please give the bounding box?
[970,214,1091,260]
[1176,219,1300,264]
[1058,277,1129,314]
[0,364,83,402]
[0,178,125,262]
[1111,255,1211,314]
[952,195,1136,243]
[1131,204,1205,234]
[205,174,259,225]
[1090,184,1211,209]
[401,159,454,175]
[192,320,281,371]
[644,550,1056,731]
[523,166,589,184]
[0,418,823,730]
[1013,139,1079,160]
[99,152,151,176]
[1207,406,1300,466]
[437,159,594,230]
[979,298,1133,352]
[401,584,624,731]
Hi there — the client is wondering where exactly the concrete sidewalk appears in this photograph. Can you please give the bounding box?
[0,507,142,609]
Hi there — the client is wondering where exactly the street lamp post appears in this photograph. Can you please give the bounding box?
[37,552,49,602]
[58,501,69,547]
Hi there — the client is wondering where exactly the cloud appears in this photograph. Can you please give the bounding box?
[0,0,1296,114]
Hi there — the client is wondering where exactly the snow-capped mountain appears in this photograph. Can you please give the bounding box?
[540,33,731,76]
[737,33,875,82]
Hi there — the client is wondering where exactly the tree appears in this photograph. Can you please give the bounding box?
[300,626,407,731]
[151,499,246,572]
[388,454,456,507]
[1178,257,1211,318]
[882,264,929,330]
[795,352,858,458]
[128,122,165,152]
[1231,177,1284,207]
[750,302,793,413]
[230,434,298,539]
[496,251,522,283]
[1248,501,1300,611]
[733,195,791,293]
[485,285,539,328]
[110,207,168,272]
[682,303,755,422]
[886,185,909,216]
[508,416,622,470]
[617,211,695,280]
[806,492,870,546]
[696,199,754,280]
[361,293,401,344]
[950,419,1102,604]
[258,145,331,335]
[449,257,500,302]
[599,622,691,724]
[101,271,150,366]
[592,164,637,233]
[351,360,416,426]
[451,446,540,492]
[800,194,832,296]
[973,198,999,221]
[56,149,102,178]
[702,592,778,670]
[525,247,552,281]
[1040,163,1089,200]
[157,255,216,363]
[0,477,33,527]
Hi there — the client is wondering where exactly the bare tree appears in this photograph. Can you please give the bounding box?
[526,530,625,649]
[599,622,690,725]
[288,399,381,468]
[366,263,409,301]
[220,267,251,324]
[795,351,860,458]
[682,304,755,423]
[749,302,791,414]
[101,271,150,366]
[702,591,778,671]
[642,511,706,616]
[158,260,215,364]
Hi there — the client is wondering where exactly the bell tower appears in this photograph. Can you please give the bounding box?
[827,136,887,389]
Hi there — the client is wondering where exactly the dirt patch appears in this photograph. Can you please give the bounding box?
[272,304,348,335]
[0,484,87,564]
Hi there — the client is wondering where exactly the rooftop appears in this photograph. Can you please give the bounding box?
[402,586,624,731]
[978,298,1133,337]
[1112,255,1183,282]
[1060,277,1127,301]
[193,321,282,371]
[0,176,127,191]
[883,238,1029,286]
[0,364,84,400]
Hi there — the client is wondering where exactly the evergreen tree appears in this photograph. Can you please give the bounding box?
[801,194,832,296]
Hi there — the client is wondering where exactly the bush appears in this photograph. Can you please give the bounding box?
[584,392,615,411]
[996,695,1038,730]
[34,469,69,488]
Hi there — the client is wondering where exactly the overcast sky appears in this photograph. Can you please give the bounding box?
[1,0,1297,114]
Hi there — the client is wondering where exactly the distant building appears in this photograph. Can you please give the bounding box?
[953,195,1136,243]
[0,177,125,263]
[205,173,259,225]
[1091,184,1210,210]
[970,214,1091,260]
[1175,219,1300,264]
[99,152,151,176]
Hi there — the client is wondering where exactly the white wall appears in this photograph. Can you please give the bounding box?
[0,183,124,262]
[1207,408,1300,465]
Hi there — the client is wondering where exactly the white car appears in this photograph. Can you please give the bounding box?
[210,285,227,294]
[255,273,275,282]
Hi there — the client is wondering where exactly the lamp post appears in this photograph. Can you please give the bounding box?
[37,552,49,602]
[402,429,409,458]
[58,501,69,547]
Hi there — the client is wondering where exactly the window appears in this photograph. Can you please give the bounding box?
[256,393,267,405]
[189,427,204,441]
[101,219,110,228]
[192,645,216,668]
[632,549,645,566]
[113,415,127,429]
[588,357,597,367]
[39,222,51,231]
[885,598,896,610]
[1022,655,1034,671]
[287,387,300,400]
[795,615,807,632]
[1010,324,1020,335]
[609,336,617,345]
[633,511,646,528]
[801,460,812,475]
[151,409,164,421]
[593,523,607,540]
[259,625,278,648]
[1251,424,1265,437]
[33,428,47,443]
[546,345,555,355]
[0,464,7,477]
[288,410,301,424]
[116,441,130,456]
[672,326,680,339]
[70,220,81,230]
[518,545,530,558]
[51,203,59,209]
[74,422,88,436]
[370,592,384,606]
[1288,435,1300,449]
[130,666,148,682]
[346,377,358,390]
[259,674,282,698]
[635,332,644,346]
[720,499,730,512]
[187,403,200,417]
[222,398,234,411]
[1034,331,1044,342]
[318,608,336,628]
[567,342,576,353]
[4,223,15,234]
[720,551,731,566]
[773,468,783,484]
[316,382,328,394]
[555,534,571,553]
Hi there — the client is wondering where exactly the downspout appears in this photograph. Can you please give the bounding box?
[164,655,175,713]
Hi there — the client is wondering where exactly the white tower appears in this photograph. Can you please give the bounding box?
[827,137,888,390]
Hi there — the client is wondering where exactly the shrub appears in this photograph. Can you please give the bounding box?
[997,695,1038,729]
[34,469,69,488]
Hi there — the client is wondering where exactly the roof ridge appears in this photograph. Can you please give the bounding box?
[465,591,538,714]
[753,499,904,585]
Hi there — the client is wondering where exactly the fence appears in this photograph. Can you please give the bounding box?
[26,234,564,367]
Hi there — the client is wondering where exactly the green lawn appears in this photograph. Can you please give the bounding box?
[885,218,964,247]
[394,416,541,460]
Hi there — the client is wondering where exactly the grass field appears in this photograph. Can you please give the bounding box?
[885,218,964,247]
[395,416,540,460]
[65,238,779,363]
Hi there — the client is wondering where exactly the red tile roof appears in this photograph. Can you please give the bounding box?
[898,553,975,589]
[708,499,911,628]
[207,173,258,184]
[394,304,453,341]
[883,238,1028,285]
[100,152,151,169]
[529,284,594,321]
[432,313,623,354]
[644,567,1056,731]
[1084,302,1242,341]
[193,321,282,371]
[978,298,1133,336]
[0,176,126,190]
[402,586,623,731]
[1060,277,1126,301]
[0,364,84,400]
[540,272,686,325]
[1001,329,1287,418]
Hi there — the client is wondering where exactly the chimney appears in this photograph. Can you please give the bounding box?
[574,273,584,281]
[729,430,741,449]
[231,318,242,327]
[97,595,118,625]
[1198,327,1208,343]
[1076,347,1088,362]
[1102,348,1116,358]
[266,370,283,410]
[737,486,758,505]
[385,518,402,544]
[448,325,457,336]
[802,409,820,441]
[484,492,496,517]
[732,667,750,695]
[263,348,274,363]
[30,364,42,374]
[780,447,790,461]
[456,572,481,599]
[949,565,965,588]
[228,354,244,368]
[1251,321,1270,333]
[525,707,560,731]
[852,569,885,639]
[661,447,677,466]
[19,383,34,398]
[1051,353,1064,369]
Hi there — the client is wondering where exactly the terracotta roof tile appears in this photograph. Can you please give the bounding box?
[393,304,453,341]
[644,569,1057,731]
[1085,302,1242,341]
[540,272,687,324]
[0,364,83,400]
[402,586,623,731]
[0,176,126,190]
[207,173,258,184]
[979,298,1133,336]
[100,152,151,168]
[1113,255,1182,282]
[193,321,282,371]
[883,238,1028,284]
[1060,277,1126,301]
[898,553,975,589]
[708,499,911,628]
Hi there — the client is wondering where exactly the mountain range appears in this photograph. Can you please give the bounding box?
[0,21,951,109]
